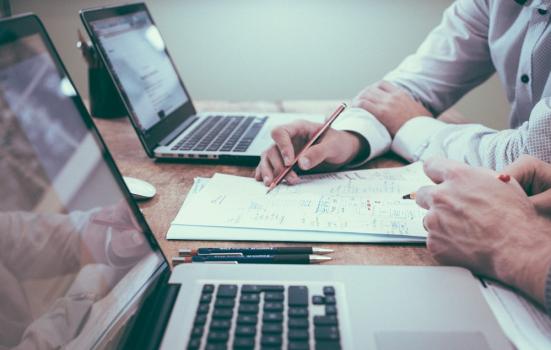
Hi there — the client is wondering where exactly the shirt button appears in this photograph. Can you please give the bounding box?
[538,9,548,15]
[521,74,530,84]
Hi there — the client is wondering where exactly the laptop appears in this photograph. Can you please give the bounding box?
[0,14,513,350]
[79,3,323,164]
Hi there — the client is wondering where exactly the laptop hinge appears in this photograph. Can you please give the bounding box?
[122,268,180,350]
[158,115,199,147]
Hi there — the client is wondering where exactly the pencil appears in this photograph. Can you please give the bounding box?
[401,173,512,200]
[266,102,347,194]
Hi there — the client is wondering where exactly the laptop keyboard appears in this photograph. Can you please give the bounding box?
[187,284,341,350]
[171,115,267,153]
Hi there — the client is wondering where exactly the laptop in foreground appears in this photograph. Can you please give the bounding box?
[0,14,512,350]
[80,2,323,164]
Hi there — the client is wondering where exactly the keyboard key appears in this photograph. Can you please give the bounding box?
[241,285,262,293]
[215,298,236,308]
[208,331,229,343]
[237,314,258,325]
[262,323,283,334]
[261,335,282,347]
[203,284,215,293]
[235,325,256,337]
[240,293,260,304]
[205,344,227,350]
[288,341,309,350]
[191,326,204,338]
[325,305,337,315]
[187,337,201,349]
[210,319,231,330]
[194,314,207,326]
[233,337,255,349]
[315,340,341,350]
[263,312,284,323]
[288,286,309,307]
[288,329,309,341]
[314,326,340,341]
[288,307,308,318]
[238,304,259,314]
[312,295,325,305]
[197,304,210,314]
[313,316,338,326]
[288,318,309,329]
[200,293,213,303]
[263,302,283,312]
[264,292,284,302]
[324,295,336,305]
[217,285,238,298]
[323,286,335,295]
[213,309,233,319]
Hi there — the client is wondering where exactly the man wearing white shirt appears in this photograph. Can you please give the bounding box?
[255,0,551,185]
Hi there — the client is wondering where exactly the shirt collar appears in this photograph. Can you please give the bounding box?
[515,0,551,9]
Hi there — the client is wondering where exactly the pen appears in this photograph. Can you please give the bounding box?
[172,254,331,265]
[266,102,347,194]
[402,173,512,200]
[178,247,334,256]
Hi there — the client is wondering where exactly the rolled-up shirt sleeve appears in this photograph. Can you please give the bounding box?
[384,0,495,115]
[391,98,551,170]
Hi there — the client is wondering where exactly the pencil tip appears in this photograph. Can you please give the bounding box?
[402,194,411,200]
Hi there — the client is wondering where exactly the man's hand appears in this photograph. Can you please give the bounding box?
[503,155,551,215]
[255,120,367,186]
[353,80,432,136]
[415,157,551,306]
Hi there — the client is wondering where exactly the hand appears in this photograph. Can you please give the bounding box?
[353,80,432,136]
[255,120,367,186]
[415,157,551,306]
[503,155,551,214]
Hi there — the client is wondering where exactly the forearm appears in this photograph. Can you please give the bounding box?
[392,98,551,170]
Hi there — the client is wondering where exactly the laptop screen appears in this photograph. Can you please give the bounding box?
[89,9,189,132]
[0,17,165,349]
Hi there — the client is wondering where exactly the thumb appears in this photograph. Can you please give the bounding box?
[530,190,551,215]
[298,143,331,170]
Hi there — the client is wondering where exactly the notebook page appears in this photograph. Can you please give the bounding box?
[172,163,432,237]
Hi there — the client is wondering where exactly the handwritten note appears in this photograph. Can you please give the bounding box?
[171,163,432,239]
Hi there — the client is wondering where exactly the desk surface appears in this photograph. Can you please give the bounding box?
[93,100,436,267]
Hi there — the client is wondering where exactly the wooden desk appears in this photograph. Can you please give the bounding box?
[93,100,436,267]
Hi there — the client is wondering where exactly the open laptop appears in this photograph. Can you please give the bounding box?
[0,14,513,350]
[79,3,323,164]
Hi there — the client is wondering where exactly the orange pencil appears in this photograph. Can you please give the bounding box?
[266,102,347,194]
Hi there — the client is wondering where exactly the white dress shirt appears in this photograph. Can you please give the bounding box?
[332,0,551,170]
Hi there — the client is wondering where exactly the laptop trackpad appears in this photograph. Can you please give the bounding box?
[374,331,491,350]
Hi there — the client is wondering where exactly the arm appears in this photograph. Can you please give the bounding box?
[392,98,551,170]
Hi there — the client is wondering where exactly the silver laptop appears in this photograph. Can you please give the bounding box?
[0,14,512,350]
[80,3,323,165]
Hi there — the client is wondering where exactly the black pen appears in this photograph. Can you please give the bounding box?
[178,247,334,256]
[172,254,331,265]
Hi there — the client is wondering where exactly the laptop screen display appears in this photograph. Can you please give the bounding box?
[90,10,189,132]
[0,30,164,349]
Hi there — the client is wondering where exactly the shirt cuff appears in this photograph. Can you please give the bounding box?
[391,116,448,162]
[331,107,391,166]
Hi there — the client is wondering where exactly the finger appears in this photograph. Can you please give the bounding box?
[254,166,261,181]
[355,98,382,116]
[258,153,275,185]
[298,143,334,171]
[285,170,301,185]
[502,155,551,195]
[414,185,437,209]
[267,147,286,181]
[530,189,551,215]
[422,157,467,184]
[271,121,320,166]
[377,80,399,93]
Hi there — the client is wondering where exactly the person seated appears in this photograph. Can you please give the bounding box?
[414,155,551,314]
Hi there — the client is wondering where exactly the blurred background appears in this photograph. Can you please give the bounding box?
[11,0,510,129]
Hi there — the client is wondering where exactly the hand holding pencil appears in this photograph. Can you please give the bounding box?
[255,103,368,189]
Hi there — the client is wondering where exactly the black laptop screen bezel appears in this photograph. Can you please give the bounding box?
[0,13,172,348]
[80,2,197,157]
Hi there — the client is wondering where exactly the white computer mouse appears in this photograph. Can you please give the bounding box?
[123,176,156,200]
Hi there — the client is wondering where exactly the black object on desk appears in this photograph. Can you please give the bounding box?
[78,29,126,119]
